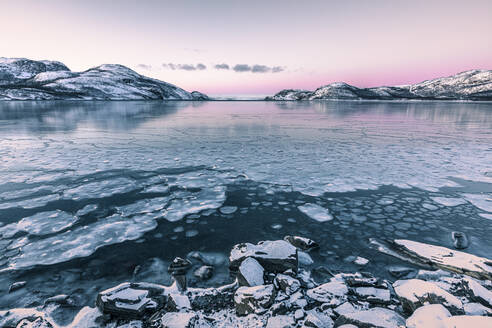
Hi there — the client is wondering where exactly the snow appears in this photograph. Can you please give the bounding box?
[337,307,405,328]
[298,203,333,222]
[462,193,492,212]
[393,279,463,311]
[442,315,492,328]
[405,304,451,328]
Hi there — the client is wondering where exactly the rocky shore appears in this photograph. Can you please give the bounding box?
[1,237,491,327]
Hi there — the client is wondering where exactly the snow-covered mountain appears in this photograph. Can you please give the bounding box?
[0,58,208,100]
[266,70,492,101]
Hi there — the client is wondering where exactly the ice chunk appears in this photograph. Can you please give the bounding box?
[298,203,333,222]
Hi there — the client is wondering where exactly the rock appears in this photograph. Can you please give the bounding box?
[462,277,492,307]
[16,317,54,328]
[393,279,463,314]
[229,240,298,274]
[387,265,416,279]
[274,274,301,295]
[298,251,314,266]
[9,281,27,293]
[373,239,492,280]
[166,294,191,311]
[44,294,71,305]
[96,282,164,319]
[193,265,214,281]
[168,257,192,292]
[158,312,197,328]
[304,309,334,328]
[289,290,308,309]
[306,280,348,306]
[405,304,451,328]
[0,308,56,328]
[0,58,207,100]
[294,309,305,321]
[353,257,369,266]
[452,231,469,249]
[334,302,356,317]
[464,302,492,316]
[353,287,391,304]
[266,315,296,328]
[334,307,405,328]
[284,236,319,251]
[188,282,237,312]
[233,284,276,316]
[237,257,264,287]
[441,315,492,327]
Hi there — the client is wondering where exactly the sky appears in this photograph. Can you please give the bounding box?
[1,0,491,95]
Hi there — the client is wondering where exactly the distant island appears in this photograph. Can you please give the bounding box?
[0,57,208,100]
[1,57,491,101]
[266,70,492,101]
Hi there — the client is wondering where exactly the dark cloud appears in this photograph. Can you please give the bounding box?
[251,65,270,73]
[136,64,152,70]
[214,63,230,70]
[163,63,176,70]
[162,63,207,71]
[233,64,252,72]
[196,63,207,70]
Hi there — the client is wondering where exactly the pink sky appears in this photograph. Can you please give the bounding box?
[1,0,491,95]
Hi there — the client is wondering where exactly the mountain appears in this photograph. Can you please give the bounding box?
[0,58,208,100]
[266,70,492,101]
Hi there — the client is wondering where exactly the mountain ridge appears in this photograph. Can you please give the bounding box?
[0,57,208,100]
[266,69,492,101]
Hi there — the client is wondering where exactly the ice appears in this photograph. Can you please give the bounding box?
[63,177,137,200]
[298,203,333,222]
[2,213,158,271]
[430,197,467,207]
[0,210,76,238]
[462,193,492,212]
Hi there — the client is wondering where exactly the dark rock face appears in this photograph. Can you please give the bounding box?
[0,57,208,100]
[266,70,492,101]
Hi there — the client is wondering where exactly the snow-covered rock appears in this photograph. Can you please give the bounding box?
[464,302,492,316]
[284,235,319,252]
[441,315,492,328]
[306,280,348,306]
[405,304,451,328]
[266,70,492,101]
[237,257,265,287]
[158,312,197,328]
[372,239,492,280]
[353,287,391,304]
[393,279,463,314]
[334,307,405,328]
[274,274,301,295]
[229,240,298,274]
[462,277,492,308]
[234,284,276,316]
[303,309,334,328]
[266,315,296,328]
[0,57,207,100]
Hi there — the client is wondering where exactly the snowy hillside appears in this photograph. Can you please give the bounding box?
[266,70,492,101]
[0,58,208,100]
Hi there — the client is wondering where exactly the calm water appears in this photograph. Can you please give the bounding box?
[0,100,491,314]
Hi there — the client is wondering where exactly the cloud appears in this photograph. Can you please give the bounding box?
[136,64,152,70]
[162,63,207,71]
[233,64,252,72]
[272,66,285,73]
[251,65,270,73]
[214,63,230,70]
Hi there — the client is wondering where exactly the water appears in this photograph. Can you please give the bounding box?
[0,100,491,314]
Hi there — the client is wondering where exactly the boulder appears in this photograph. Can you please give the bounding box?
[229,240,298,273]
[352,287,391,304]
[462,277,492,308]
[234,284,276,316]
[373,239,492,280]
[237,257,264,287]
[158,312,197,328]
[304,309,334,328]
[284,236,319,251]
[441,315,492,328]
[463,302,492,316]
[266,315,296,328]
[393,279,463,314]
[334,307,405,328]
[405,304,451,328]
[96,282,164,319]
[274,274,301,295]
[306,280,348,307]
[193,265,214,281]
